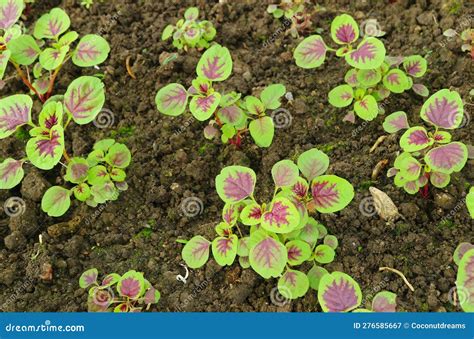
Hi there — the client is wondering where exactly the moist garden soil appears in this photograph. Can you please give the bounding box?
[0,0,473,312]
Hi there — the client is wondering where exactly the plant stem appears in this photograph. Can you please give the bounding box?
[12,62,44,102]
[64,116,72,130]
[44,63,65,100]
[62,149,71,163]
[235,224,243,238]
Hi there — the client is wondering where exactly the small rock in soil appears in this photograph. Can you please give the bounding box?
[399,202,420,218]
[0,268,16,286]
[4,231,27,250]
[20,169,51,202]
[416,11,434,26]
[434,192,456,210]
[8,203,38,237]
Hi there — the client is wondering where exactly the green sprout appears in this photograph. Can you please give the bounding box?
[161,7,216,51]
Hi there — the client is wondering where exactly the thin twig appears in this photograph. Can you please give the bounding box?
[126,56,136,79]
[379,266,415,292]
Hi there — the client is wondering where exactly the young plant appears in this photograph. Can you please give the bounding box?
[41,138,131,217]
[155,44,287,148]
[266,0,313,38]
[161,7,216,51]
[0,4,110,103]
[443,28,474,59]
[79,268,161,312]
[181,148,355,301]
[293,14,428,122]
[453,243,474,312]
[0,8,129,217]
[80,0,104,9]
[383,89,468,195]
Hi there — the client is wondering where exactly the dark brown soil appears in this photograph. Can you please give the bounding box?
[0,0,473,312]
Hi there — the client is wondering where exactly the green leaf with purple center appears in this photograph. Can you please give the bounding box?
[278,269,310,299]
[7,34,41,65]
[215,166,256,204]
[155,83,189,117]
[318,271,362,312]
[249,234,287,279]
[212,234,238,266]
[26,125,65,170]
[182,235,211,269]
[293,35,327,69]
[0,158,24,189]
[64,76,105,125]
[72,34,110,67]
[41,186,71,217]
[261,197,300,233]
[0,94,32,139]
[34,7,70,39]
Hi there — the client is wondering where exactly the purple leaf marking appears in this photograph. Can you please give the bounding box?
[405,60,421,76]
[65,86,96,120]
[84,271,97,285]
[323,279,358,312]
[0,160,21,182]
[201,56,225,80]
[47,17,63,37]
[253,238,283,270]
[44,114,58,129]
[283,271,298,287]
[389,115,408,130]
[249,205,262,221]
[287,245,302,262]
[426,143,467,173]
[350,40,377,63]
[299,38,326,62]
[215,238,233,257]
[119,277,141,299]
[35,129,61,157]
[312,181,339,209]
[223,171,254,201]
[372,296,396,312]
[0,0,20,29]
[192,238,210,261]
[162,86,187,110]
[71,162,88,180]
[424,97,460,128]
[223,205,236,224]
[292,181,308,198]
[264,201,290,228]
[0,103,30,132]
[387,72,400,85]
[408,129,430,145]
[76,43,100,62]
[336,24,356,43]
[196,94,216,112]
[219,105,240,124]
